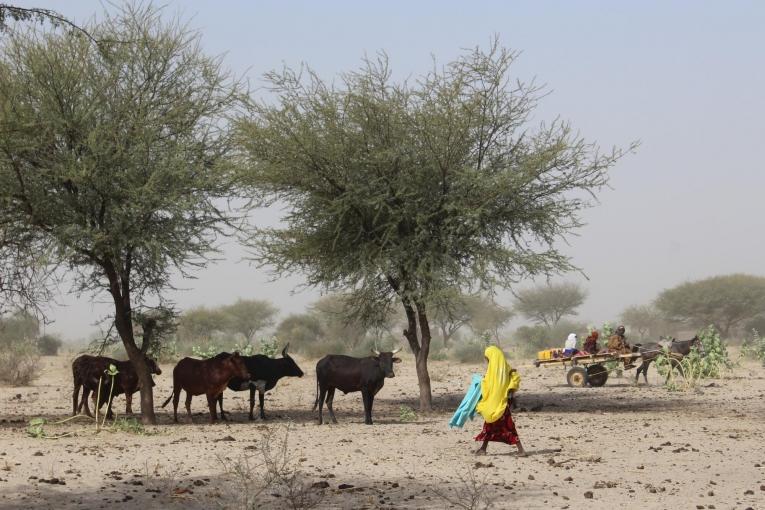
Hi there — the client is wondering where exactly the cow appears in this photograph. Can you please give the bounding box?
[72,354,162,419]
[216,344,304,420]
[634,336,704,384]
[313,347,401,425]
[160,352,250,423]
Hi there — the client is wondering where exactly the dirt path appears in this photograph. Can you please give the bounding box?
[1,354,763,509]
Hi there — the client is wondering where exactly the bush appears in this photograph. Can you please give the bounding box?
[257,336,279,358]
[0,339,41,385]
[37,334,62,356]
[696,325,733,377]
[450,333,493,363]
[742,329,765,364]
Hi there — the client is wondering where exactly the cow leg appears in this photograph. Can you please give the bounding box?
[217,394,226,420]
[72,384,81,416]
[316,387,327,425]
[125,392,133,414]
[325,388,338,424]
[81,388,94,418]
[361,389,373,425]
[184,392,193,423]
[171,388,180,423]
[258,390,266,420]
[249,387,256,421]
[207,394,219,423]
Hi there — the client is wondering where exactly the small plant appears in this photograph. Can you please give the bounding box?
[399,405,417,422]
[432,467,496,510]
[742,329,765,364]
[191,344,221,359]
[696,325,733,378]
[111,417,149,435]
[258,336,279,358]
[218,424,324,509]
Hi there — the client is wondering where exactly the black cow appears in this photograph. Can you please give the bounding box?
[313,348,401,425]
[216,344,304,420]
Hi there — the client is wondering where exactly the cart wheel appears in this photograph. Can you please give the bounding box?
[586,364,609,387]
[566,366,587,387]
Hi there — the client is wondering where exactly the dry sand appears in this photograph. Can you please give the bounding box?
[0,353,764,509]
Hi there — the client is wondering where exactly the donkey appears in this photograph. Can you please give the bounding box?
[634,336,704,384]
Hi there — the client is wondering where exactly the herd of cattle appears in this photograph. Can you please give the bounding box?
[71,345,403,425]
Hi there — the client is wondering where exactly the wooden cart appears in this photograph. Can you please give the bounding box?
[533,352,640,387]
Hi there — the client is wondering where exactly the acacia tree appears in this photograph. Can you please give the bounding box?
[513,282,587,328]
[221,299,278,343]
[238,41,631,409]
[620,304,665,340]
[0,6,244,423]
[432,293,512,347]
[655,274,765,337]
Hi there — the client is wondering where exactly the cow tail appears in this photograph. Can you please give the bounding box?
[160,393,173,408]
[312,377,319,411]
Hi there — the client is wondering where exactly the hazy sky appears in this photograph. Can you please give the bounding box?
[9,1,765,340]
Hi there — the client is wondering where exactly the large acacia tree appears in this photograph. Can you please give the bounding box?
[238,42,631,409]
[513,282,587,328]
[656,274,765,337]
[0,6,243,423]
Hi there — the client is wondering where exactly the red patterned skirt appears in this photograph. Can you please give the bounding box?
[475,407,519,445]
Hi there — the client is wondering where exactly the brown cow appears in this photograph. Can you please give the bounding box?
[160,353,250,423]
[72,354,162,419]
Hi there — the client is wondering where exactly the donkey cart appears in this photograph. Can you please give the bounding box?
[533,352,641,387]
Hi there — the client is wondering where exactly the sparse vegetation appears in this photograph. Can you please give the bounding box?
[399,405,417,422]
[218,425,324,509]
[742,329,765,364]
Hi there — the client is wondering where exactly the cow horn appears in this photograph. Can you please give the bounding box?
[371,348,381,356]
[282,343,290,356]
[391,346,402,354]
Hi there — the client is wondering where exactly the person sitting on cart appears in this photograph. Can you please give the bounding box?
[563,333,578,357]
[582,329,599,354]
[607,325,636,368]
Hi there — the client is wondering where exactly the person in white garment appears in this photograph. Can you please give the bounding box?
[563,333,578,356]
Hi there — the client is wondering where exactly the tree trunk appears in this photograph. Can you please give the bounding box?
[414,300,432,411]
[124,342,157,424]
[104,261,157,425]
[440,325,451,348]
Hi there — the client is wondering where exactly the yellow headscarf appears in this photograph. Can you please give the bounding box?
[475,345,521,423]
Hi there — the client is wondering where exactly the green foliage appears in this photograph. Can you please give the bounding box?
[655,274,765,337]
[399,405,417,422]
[655,325,733,390]
[238,39,631,406]
[26,417,46,438]
[513,283,587,328]
[191,342,256,359]
[111,417,149,435]
[0,5,246,422]
[37,334,62,356]
[741,329,765,363]
[257,337,279,358]
[696,325,732,378]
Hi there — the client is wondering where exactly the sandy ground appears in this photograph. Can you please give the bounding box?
[0,352,764,510]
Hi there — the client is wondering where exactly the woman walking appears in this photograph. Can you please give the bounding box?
[474,345,526,456]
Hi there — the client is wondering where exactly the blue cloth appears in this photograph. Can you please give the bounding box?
[449,374,483,429]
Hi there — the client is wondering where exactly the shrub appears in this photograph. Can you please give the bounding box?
[37,334,62,356]
[0,339,41,385]
[742,329,765,364]
[511,320,587,358]
[696,325,733,377]
[257,336,279,358]
[399,405,417,422]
